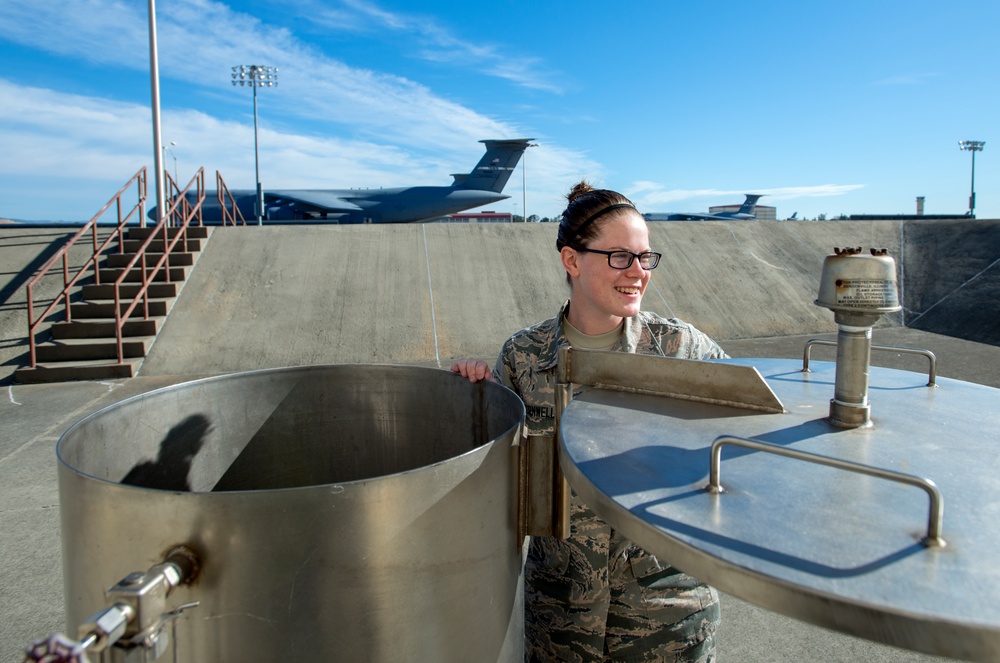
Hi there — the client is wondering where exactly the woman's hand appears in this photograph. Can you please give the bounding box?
[450,358,494,383]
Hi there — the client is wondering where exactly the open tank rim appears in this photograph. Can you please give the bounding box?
[56,362,526,495]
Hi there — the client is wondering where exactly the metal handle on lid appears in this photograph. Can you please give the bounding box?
[707,435,946,548]
[802,338,938,387]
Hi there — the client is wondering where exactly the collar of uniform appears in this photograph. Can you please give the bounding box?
[621,313,644,353]
[538,300,645,371]
[535,300,572,372]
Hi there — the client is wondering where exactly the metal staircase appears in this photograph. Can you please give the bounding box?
[15,168,245,383]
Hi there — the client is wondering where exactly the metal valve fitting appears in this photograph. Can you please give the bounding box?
[68,545,201,660]
[815,247,902,428]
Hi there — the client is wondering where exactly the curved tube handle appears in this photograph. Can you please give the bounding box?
[802,338,937,386]
[708,435,946,548]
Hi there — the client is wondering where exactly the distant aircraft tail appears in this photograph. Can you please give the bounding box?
[452,139,534,192]
[738,194,763,216]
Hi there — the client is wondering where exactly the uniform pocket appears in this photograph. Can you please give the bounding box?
[627,547,716,614]
[527,535,572,577]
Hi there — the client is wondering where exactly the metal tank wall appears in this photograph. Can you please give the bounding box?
[57,364,525,662]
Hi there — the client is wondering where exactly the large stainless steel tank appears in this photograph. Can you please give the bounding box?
[57,364,525,662]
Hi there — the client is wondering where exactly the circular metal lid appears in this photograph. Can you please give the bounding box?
[558,358,1000,662]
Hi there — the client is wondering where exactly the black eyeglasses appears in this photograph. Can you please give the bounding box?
[569,245,661,270]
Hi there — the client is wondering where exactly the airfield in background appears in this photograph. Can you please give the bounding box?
[1,217,998,663]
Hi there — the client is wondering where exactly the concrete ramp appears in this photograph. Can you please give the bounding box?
[139,224,568,375]
[642,220,904,339]
[137,219,1000,377]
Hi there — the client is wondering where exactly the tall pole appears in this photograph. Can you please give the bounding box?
[971,149,977,216]
[162,141,178,188]
[959,140,985,218]
[521,152,526,223]
[167,141,178,184]
[522,142,538,223]
[253,82,261,225]
[233,65,278,226]
[147,0,165,227]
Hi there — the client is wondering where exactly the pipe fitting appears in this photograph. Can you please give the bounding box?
[815,248,902,428]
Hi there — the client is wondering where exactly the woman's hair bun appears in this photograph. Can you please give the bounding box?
[566,180,595,204]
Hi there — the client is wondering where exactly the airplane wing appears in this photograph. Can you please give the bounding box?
[265,190,364,214]
[643,212,724,221]
[665,212,717,221]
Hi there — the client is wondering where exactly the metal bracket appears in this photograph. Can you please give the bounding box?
[519,431,570,540]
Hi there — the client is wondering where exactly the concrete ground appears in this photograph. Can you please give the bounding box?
[2,221,998,661]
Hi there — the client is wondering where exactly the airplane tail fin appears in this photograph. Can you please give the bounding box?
[738,194,763,215]
[452,139,534,192]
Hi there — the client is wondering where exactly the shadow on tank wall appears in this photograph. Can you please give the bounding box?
[902,219,1000,347]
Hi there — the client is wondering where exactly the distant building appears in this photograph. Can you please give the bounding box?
[432,211,513,223]
[709,203,777,221]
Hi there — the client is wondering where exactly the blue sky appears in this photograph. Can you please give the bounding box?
[0,0,996,221]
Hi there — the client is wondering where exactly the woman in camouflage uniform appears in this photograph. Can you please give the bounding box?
[453,181,725,662]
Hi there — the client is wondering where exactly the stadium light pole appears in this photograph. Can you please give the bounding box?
[232,65,278,225]
[522,142,538,222]
[147,0,165,227]
[162,141,178,184]
[958,140,985,218]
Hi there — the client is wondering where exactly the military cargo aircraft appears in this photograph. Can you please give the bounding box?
[644,194,763,221]
[154,138,534,223]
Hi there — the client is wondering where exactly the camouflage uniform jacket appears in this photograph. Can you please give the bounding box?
[496,301,727,662]
[494,300,728,435]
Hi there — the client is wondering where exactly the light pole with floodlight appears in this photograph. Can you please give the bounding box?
[232,65,278,225]
[522,142,538,222]
[958,140,985,218]
[162,141,178,184]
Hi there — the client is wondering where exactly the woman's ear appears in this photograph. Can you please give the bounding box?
[561,246,581,279]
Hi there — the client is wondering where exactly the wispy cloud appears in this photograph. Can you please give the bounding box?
[0,80,152,177]
[756,184,866,199]
[0,1,519,150]
[0,77,592,219]
[627,184,866,209]
[0,0,582,218]
[288,0,564,92]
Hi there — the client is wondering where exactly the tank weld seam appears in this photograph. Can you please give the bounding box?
[907,254,1000,326]
[422,225,441,367]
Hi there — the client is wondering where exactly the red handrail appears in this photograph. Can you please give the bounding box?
[24,167,209,370]
[111,168,206,363]
[217,171,247,226]
[25,168,148,368]
[165,171,204,229]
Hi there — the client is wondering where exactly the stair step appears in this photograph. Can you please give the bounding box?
[106,252,195,268]
[122,238,202,254]
[98,266,188,283]
[51,317,162,339]
[82,282,179,299]
[18,223,208,384]
[15,358,142,383]
[126,225,209,240]
[70,300,169,319]
[35,337,153,361]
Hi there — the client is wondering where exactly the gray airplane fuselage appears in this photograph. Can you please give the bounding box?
[156,138,534,224]
[644,194,764,222]
[194,186,509,223]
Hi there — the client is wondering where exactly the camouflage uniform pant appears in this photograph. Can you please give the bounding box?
[525,497,719,663]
